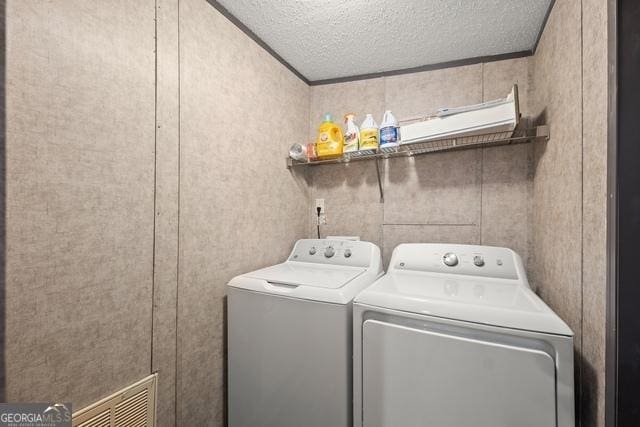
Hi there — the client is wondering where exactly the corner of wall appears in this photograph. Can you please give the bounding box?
[529,0,609,425]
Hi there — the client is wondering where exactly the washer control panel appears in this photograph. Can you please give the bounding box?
[289,239,376,268]
[392,244,520,280]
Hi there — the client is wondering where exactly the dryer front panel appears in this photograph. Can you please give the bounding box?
[362,319,557,427]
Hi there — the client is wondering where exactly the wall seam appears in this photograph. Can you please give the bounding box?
[151,0,159,376]
[382,76,387,250]
[376,76,388,252]
[0,0,5,403]
[307,84,313,239]
[479,62,485,244]
[174,0,182,425]
[579,0,585,425]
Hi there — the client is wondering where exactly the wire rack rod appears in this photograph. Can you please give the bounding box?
[286,125,549,169]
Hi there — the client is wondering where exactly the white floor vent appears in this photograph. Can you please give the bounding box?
[72,374,158,427]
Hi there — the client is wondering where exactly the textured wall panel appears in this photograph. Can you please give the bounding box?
[530,2,610,424]
[531,0,583,348]
[177,1,310,425]
[308,59,532,268]
[384,64,483,120]
[483,58,533,116]
[481,58,534,268]
[152,1,180,426]
[5,0,155,408]
[308,161,383,246]
[529,0,611,424]
[384,151,482,225]
[0,1,5,401]
[480,144,533,268]
[581,0,608,425]
[383,65,483,230]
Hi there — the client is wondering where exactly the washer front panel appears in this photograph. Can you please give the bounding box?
[228,287,352,427]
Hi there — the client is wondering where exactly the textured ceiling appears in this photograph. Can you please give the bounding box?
[215,0,553,82]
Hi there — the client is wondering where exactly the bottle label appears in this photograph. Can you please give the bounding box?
[360,129,378,150]
[380,126,399,146]
[344,132,359,152]
[316,127,343,159]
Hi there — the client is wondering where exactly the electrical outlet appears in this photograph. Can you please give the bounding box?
[319,214,327,225]
[315,199,325,214]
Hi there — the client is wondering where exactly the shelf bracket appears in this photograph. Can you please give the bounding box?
[375,158,384,203]
[537,124,550,140]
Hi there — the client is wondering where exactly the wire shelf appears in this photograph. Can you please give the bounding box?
[286,124,548,202]
[287,125,548,169]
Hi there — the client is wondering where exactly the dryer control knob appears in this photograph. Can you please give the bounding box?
[344,249,352,258]
[324,246,335,258]
[473,255,485,267]
[309,247,317,255]
[443,252,459,267]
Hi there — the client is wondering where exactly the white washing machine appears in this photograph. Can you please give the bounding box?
[227,239,383,427]
[353,243,574,427]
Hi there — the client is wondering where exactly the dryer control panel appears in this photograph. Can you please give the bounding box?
[288,239,379,268]
[389,243,522,281]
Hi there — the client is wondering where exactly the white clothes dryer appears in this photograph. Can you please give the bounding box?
[353,243,574,427]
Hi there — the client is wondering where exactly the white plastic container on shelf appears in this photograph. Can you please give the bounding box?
[400,85,520,145]
[379,110,400,148]
[343,113,360,153]
[359,114,379,151]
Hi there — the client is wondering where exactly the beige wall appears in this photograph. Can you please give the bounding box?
[4,0,156,407]
[531,0,583,357]
[177,0,309,425]
[153,0,181,425]
[581,0,608,422]
[531,0,609,426]
[3,2,309,427]
[307,58,533,269]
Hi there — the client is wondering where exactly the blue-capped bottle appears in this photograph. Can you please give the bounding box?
[379,110,400,149]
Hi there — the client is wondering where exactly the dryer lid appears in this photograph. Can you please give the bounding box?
[244,262,367,289]
[355,271,573,336]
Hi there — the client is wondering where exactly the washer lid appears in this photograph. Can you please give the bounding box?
[244,262,367,289]
[355,271,573,336]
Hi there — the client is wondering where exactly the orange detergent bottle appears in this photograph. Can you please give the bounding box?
[316,114,344,159]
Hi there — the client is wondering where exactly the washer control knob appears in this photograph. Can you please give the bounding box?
[443,252,459,267]
[344,249,352,258]
[473,255,485,267]
[309,247,317,255]
[324,246,335,258]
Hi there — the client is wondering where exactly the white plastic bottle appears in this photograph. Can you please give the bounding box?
[359,114,379,151]
[379,110,400,148]
[343,113,360,153]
